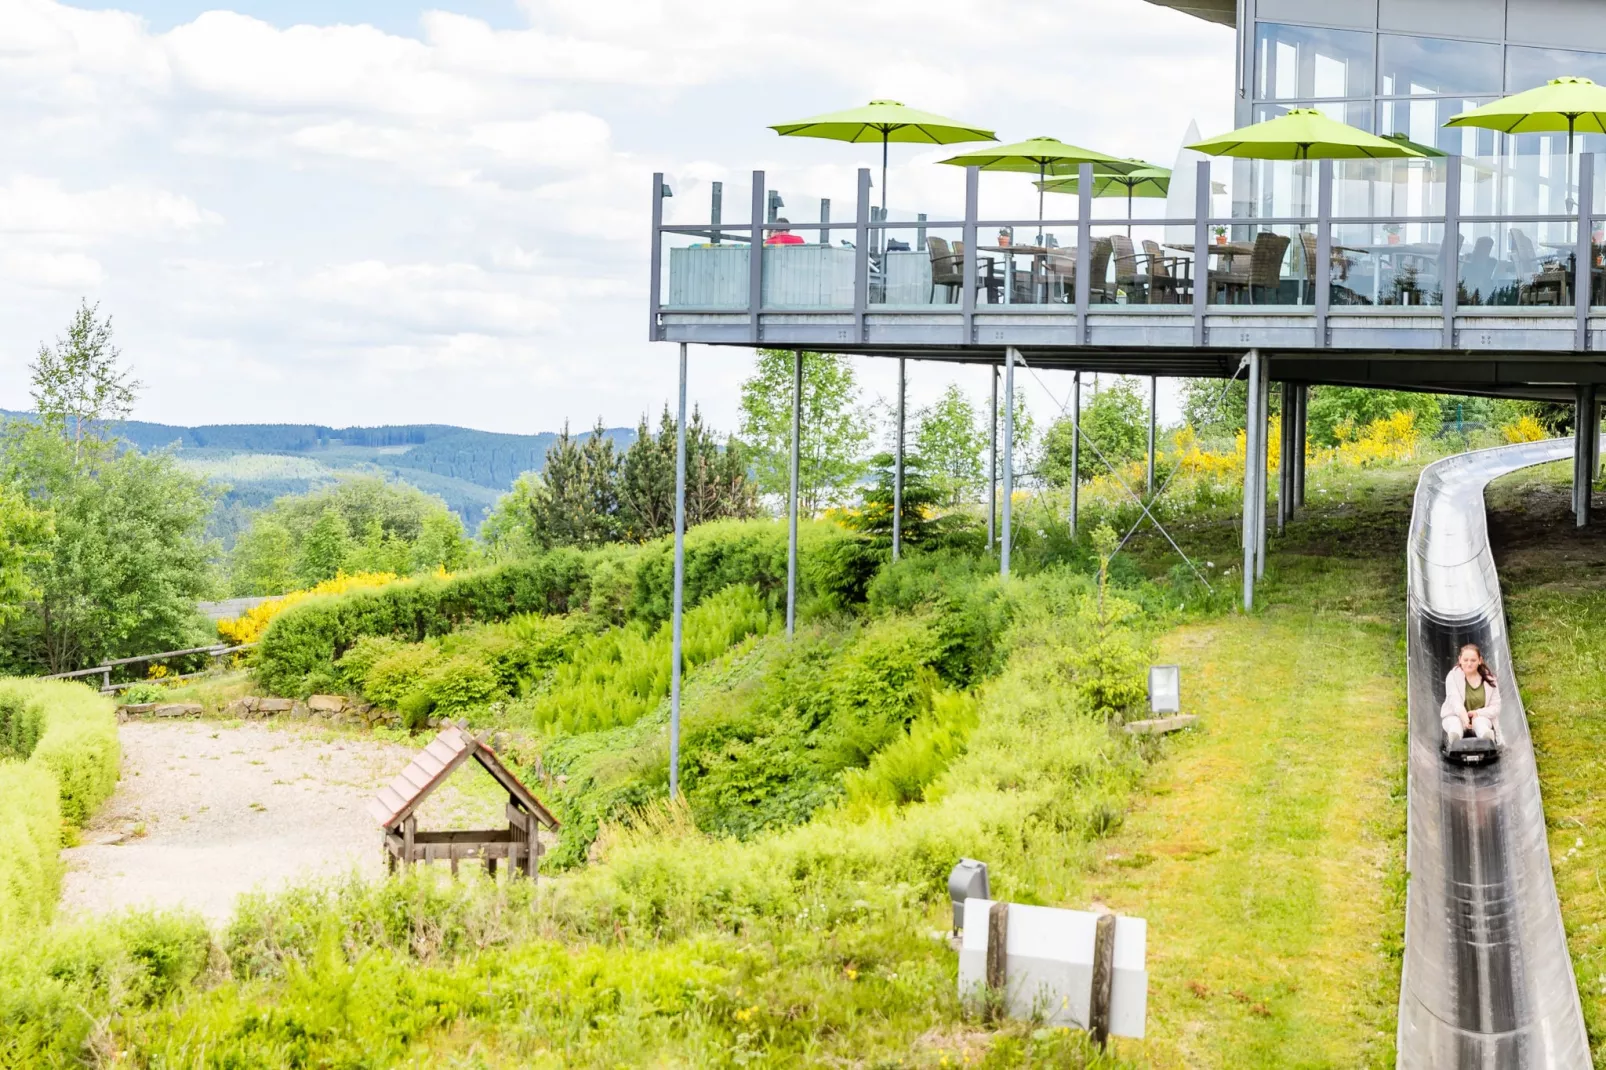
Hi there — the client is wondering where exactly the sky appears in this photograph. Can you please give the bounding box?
[1,0,1233,436]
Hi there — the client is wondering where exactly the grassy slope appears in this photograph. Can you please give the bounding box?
[1488,461,1606,1064]
[1097,466,1413,1068]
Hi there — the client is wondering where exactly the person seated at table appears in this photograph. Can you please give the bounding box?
[764,218,804,245]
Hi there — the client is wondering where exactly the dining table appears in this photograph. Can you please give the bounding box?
[976,244,1055,304]
[1163,241,1255,302]
[1332,241,1443,306]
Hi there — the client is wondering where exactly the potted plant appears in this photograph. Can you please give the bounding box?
[1213,226,1228,246]
[1384,223,1403,246]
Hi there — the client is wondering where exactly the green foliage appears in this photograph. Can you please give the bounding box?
[254,547,593,696]
[914,383,986,507]
[842,451,969,550]
[843,689,979,807]
[228,476,469,595]
[739,349,871,512]
[616,405,758,542]
[1043,376,1148,485]
[28,300,140,461]
[117,681,168,705]
[528,585,773,734]
[0,679,119,935]
[482,420,622,554]
[1307,387,1443,446]
[0,485,50,629]
[0,423,217,675]
[865,549,1011,687]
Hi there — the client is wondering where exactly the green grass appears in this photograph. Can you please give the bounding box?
[1488,462,1606,1065]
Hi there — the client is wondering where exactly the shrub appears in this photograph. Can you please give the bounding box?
[117,681,168,705]
[865,550,1012,686]
[360,644,444,711]
[254,548,592,695]
[0,679,119,934]
[217,571,400,646]
[842,689,979,807]
[412,658,501,722]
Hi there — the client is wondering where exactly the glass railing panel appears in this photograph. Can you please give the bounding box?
[1232,160,1317,221]
[1202,223,1315,307]
[1328,222,1446,307]
[663,230,751,311]
[869,225,964,309]
[1460,153,1578,218]
[1332,157,1446,219]
[1457,221,1576,308]
[758,243,856,310]
[660,174,753,240]
[967,223,1079,306]
[1080,223,1194,307]
[1593,218,1606,309]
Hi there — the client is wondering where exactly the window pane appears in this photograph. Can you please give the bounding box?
[1254,100,1375,131]
[1507,45,1606,93]
[1379,97,1498,155]
[1255,23,1374,100]
[1378,35,1502,96]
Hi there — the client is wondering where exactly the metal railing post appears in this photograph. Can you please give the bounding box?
[711,180,723,244]
[1315,159,1332,345]
[749,171,765,344]
[963,166,979,344]
[893,357,905,562]
[1075,162,1093,335]
[1577,152,1594,351]
[819,197,830,247]
[1194,159,1211,346]
[1442,155,1461,349]
[855,169,871,343]
[987,365,997,550]
[649,172,665,342]
[669,342,688,797]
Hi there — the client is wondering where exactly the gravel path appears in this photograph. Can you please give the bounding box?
[59,720,504,923]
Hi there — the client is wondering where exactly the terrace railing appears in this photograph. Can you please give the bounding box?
[649,154,1606,354]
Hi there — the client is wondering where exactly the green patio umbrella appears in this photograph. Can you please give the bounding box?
[939,136,1143,239]
[770,100,996,213]
[1188,109,1424,160]
[1445,76,1606,155]
[1037,161,1171,233]
[1380,132,1449,158]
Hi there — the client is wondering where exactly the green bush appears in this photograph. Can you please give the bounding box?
[527,584,773,734]
[117,681,168,705]
[843,689,979,807]
[0,679,119,935]
[865,549,1012,686]
[254,547,594,695]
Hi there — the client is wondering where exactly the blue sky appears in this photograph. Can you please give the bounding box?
[0,0,1229,434]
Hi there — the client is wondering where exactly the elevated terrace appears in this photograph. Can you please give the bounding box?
[649,153,1606,400]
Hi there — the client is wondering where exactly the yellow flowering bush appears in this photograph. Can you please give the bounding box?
[1316,410,1422,468]
[218,572,401,646]
[1500,415,1547,444]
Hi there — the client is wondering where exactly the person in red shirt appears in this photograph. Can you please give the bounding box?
[764,218,805,245]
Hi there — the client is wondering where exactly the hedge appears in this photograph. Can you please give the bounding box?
[0,679,120,934]
[254,520,882,698]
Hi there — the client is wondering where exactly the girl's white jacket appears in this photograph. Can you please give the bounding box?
[1441,666,1502,724]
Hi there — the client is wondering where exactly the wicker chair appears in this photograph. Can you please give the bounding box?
[1109,235,1149,303]
[947,240,1003,303]
[927,236,963,304]
[1215,232,1290,304]
[1143,240,1189,304]
[1044,238,1114,303]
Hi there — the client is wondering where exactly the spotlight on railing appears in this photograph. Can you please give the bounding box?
[1148,665,1181,716]
[947,858,989,934]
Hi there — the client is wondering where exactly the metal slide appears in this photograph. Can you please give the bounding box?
[1398,440,1590,1068]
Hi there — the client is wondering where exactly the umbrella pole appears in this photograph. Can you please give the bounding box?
[1127,185,1133,238]
[1038,162,1045,245]
[881,133,889,214]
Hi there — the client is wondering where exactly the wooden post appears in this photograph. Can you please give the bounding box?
[986,901,1010,1021]
[1089,912,1117,1047]
[487,855,498,879]
[449,843,460,877]
[402,815,416,870]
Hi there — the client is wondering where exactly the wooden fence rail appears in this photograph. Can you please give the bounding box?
[41,642,258,693]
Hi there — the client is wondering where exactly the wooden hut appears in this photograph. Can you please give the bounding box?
[367,724,559,878]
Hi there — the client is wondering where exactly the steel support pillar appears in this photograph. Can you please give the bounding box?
[1242,351,1261,611]
[669,343,688,797]
[1146,375,1157,497]
[988,366,998,553]
[893,357,905,562]
[786,350,802,635]
[1002,348,1016,579]
[1256,363,1270,581]
[1578,383,1598,528]
[1293,383,1307,511]
[1070,370,1081,540]
[1277,382,1291,535]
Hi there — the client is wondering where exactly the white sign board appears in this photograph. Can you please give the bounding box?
[957,899,1147,1039]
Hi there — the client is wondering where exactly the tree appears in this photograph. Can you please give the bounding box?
[914,384,985,507]
[617,406,757,541]
[843,452,954,548]
[482,421,620,553]
[0,487,51,628]
[228,476,468,594]
[0,308,214,673]
[29,301,141,463]
[738,349,871,513]
[1307,388,1442,446]
[1041,377,1147,486]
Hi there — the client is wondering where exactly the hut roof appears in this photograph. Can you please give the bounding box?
[367,724,559,832]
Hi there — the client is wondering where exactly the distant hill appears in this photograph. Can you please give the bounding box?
[0,412,635,542]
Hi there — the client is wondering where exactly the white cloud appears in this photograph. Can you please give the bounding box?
[0,0,1229,431]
